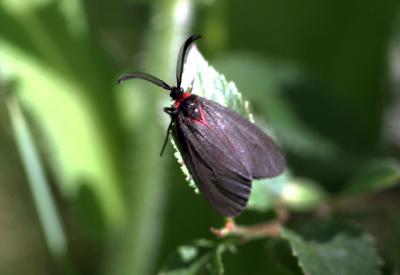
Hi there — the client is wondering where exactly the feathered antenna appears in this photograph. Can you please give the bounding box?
[175,35,202,88]
[116,72,172,91]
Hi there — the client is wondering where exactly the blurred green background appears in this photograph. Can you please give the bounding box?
[1,0,400,274]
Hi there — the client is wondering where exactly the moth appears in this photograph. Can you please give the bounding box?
[118,35,286,217]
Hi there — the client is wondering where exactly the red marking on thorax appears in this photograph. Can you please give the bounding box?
[191,107,208,126]
[174,92,191,108]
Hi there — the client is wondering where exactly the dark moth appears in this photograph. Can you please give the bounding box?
[118,35,286,217]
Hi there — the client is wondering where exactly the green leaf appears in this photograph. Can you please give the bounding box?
[343,159,400,196]
[172,47,291,211]
[0,38,126,227]
[280,221,383,275]
[173,49,330,213]
[171,47,254,193]
[160,239,229,275]
[213,54,340,161]
[181,48,252,120]
[247,172,326,212]
[6,95,67,259]
[246,177,278,211]
[279,177,327,211]
[173,49,329,213]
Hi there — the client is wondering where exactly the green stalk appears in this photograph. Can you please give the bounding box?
[110,0,193,274]
[6,96,68,260]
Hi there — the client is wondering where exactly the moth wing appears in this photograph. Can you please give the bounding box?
[202,98,286,179]
[175,113,252,217]
[174,97,285,216]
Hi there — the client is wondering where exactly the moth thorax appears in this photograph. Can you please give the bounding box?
[181,99,202,120]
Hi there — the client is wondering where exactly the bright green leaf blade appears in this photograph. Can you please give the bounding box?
[344,159,400,196]
[171,46,254,193]
[246,178,277,211]
[6,95,67,259]
[182,48,252,119]
[173,47,292,211]
[279,177,327,211]
[109,2,196,275]
[160,239,227,275]
[171,46,330,214]
[248,173,326,212]
[280,222,383,275]
[0,38,125,227]
[247,173,289,211]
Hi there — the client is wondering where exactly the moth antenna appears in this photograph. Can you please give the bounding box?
[117,72,172,91]
[160,118,175,157]
[176,35,202,89]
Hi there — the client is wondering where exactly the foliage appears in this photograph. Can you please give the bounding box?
[0,0,400,275]
[159,48,399,274]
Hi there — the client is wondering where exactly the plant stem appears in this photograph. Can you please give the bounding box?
[211,208,289,240]
[6,95,72,273]
[110,0,193,275]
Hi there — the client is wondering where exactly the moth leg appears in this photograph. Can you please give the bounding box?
[160,107,180,156]
[160,118,175,157]
[163,107,177,117]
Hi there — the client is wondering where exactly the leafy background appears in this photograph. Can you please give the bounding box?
[1,0,400,274]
